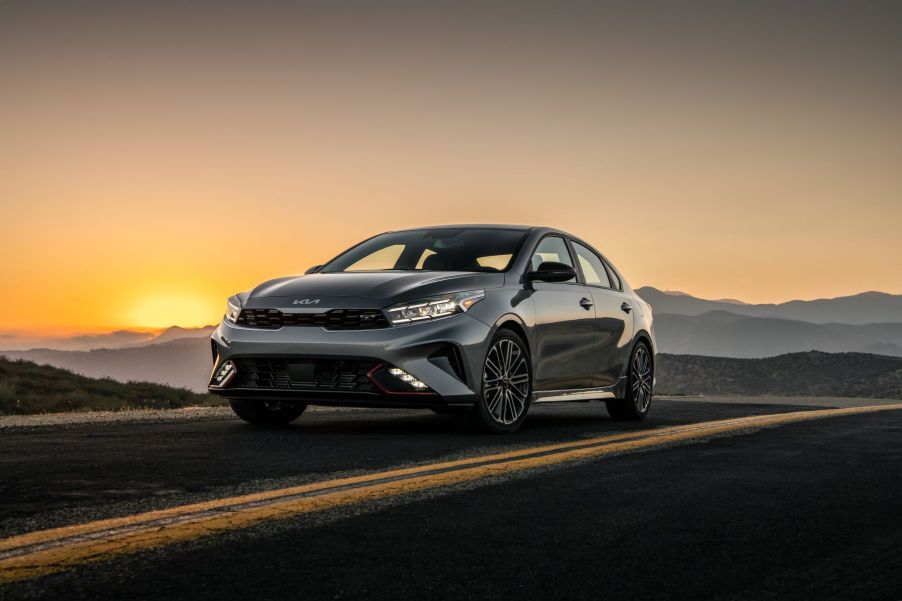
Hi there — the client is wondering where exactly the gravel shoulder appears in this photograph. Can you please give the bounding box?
[0,404,376,430]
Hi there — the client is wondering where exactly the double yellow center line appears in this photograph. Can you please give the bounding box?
[2,403,900,584]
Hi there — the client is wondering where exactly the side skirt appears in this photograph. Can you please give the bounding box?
[532,377,627,403]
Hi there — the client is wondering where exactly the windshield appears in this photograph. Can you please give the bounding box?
[321,228,528,273]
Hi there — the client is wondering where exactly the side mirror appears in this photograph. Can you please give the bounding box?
[305,264,323,275]
[526,261,576,284]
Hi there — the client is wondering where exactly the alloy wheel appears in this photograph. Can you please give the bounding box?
[631,344,652,413]
[483,337,530,425]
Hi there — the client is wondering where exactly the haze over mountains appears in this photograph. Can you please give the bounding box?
[0,328,213,392]
[636,288,902,358]
[0,326,214,352]
[651,311,902,358]
[2,337,212,392]
[636,287,902,324]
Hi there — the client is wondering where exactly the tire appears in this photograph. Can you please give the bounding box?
[606,341,653,420]
[471,329,532,433]
[228,399,307,425]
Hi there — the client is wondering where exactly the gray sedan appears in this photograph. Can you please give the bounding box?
[209,225,655,433]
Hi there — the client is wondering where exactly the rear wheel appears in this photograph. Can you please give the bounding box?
[228,399,307,425]
[471,329,532,433]
[606,342,653,420]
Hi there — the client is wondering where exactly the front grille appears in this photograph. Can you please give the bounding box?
[236,308,390,330]
[231,358,378,392]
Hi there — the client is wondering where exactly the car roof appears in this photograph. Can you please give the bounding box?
[391,223,583,238]
[392,224,536,232]
[393,223,586,235]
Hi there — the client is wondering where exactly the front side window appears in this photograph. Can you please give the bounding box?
[321,228,527,273]
[572,242,612,288]
[530,236,576,282]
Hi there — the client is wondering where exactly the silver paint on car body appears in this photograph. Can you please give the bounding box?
[209,225,656,410]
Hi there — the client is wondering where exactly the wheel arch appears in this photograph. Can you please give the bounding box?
[614,330,655,399]
[490,315,530,351]
[488,314,533,369]
[632,329,655,359]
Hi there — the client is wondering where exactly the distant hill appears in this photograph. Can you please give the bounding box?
[2,338,213,392]
[132,325,215,346]
[657,351,902,398]
[0,330,156,352]
[0,325,215,353]
[654,311,902,358]
[0,357,221,415]
[637,287,902,325]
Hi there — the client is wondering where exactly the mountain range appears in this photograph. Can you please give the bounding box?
[0,325,214,352]
[636,287,902,358]
[652,311,902,358]
[1,337,213,392]
[0,326,215,392]
[636,287,902,324]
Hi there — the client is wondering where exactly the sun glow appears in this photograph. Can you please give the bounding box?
[123,293,221,330]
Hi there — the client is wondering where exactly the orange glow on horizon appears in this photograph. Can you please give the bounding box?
[122,292,222,330]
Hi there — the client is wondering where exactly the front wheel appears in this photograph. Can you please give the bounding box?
[606,342,653,420]
[471,329,532,433]
[228,399,307,425]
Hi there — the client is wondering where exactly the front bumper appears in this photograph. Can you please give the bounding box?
[208,312,492,408]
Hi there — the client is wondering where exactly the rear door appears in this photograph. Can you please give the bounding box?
[570,241,633,387]
[528,236,598,391]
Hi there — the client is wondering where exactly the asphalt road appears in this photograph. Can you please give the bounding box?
[2,397,901,600]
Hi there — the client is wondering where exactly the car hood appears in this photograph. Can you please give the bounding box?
[245,271,505,310]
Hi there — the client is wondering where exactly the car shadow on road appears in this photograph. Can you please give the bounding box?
[219,405,648,441]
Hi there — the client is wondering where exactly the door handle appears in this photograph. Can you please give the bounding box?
[621,302,632,313]
[579,298,594,310]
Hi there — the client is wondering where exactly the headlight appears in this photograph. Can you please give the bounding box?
[225,295,242,324]
[385,290,485,325]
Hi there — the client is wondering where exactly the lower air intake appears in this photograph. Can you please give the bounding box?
[230,358,379,392]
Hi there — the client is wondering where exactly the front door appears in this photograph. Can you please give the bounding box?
[528,236,598,391]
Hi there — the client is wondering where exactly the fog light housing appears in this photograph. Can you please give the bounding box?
[210,360,237,388]
[388,367,429,389]
[367,364,434,394]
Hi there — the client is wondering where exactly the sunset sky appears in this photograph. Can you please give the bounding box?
[2,1,901,335]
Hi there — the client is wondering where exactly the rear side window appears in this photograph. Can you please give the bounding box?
[604,261,622,290]
[571,242,612,288]
[530,236,576,282]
